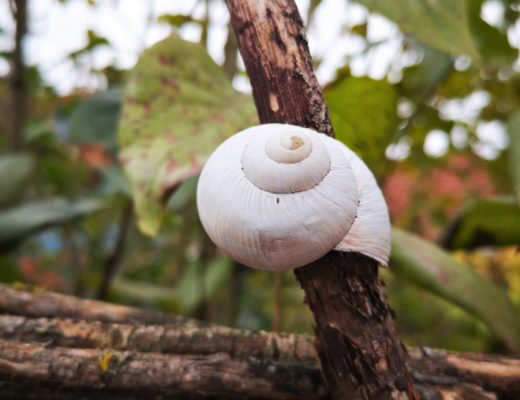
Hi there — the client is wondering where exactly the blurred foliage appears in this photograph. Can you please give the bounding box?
[118,34,256,235]
[439,198,520,250]
[508,111,520,198]
[0,154,35,208]
[0,198,104,252]
[69,88,122,149]
[391,228,520,352]
[324,72,398,177]
[0,0,519,356]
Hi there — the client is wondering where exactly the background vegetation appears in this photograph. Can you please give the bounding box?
[1,0,519,355]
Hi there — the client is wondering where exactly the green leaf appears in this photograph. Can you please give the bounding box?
[324,73,398,177]
[118,34,257,236]
[508,112,520,199]
[391,228,520,353]
[0,154,35,209]
[98,166,131,197]
[176,257,233,313]
[112,257,233,314]
[69,30,110,59]
[0,198,105,251]
[399,42,453,99]
[466,0,516,67]
[354,0,480,59]
[168,175,198,212]
[439,198,520,249]
[69,88,122,148]
[158,14,202,28]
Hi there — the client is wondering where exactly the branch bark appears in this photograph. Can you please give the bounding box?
[225,1,414,398]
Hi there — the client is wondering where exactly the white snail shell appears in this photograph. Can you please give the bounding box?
[197,123,390,271]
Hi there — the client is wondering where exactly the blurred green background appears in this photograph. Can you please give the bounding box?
[1,0,519,355]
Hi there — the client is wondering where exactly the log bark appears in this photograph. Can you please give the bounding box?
[0,283,203,326]
[0,315,316,363]
[0,338,500,400]
[225,1,415,398]
[0,338,325,400]
[1,285,520,399]
[408,347,520,400]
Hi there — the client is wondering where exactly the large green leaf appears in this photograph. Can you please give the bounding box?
[508,112,520,199]
[0,154,34,209]
[439,198,520,249]
[118,34,257,236]
[324,73,398,177]
[0,198,105,251]
[354,0,480,59]
[69,88,122,148]
[391,228,520,353]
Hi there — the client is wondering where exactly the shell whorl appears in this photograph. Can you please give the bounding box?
[197,123,390,271]
[242,128,330,194]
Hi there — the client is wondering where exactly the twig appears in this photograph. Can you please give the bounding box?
[97,201,133,300]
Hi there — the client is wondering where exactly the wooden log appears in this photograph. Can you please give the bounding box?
[409,347,520,400]
[0,315,316,363]
[0,283,203,326]
[0,338,325,400]
[225,1,415,398]
[2,286,519,399]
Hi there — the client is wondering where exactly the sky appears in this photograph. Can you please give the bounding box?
[0,0,517,159]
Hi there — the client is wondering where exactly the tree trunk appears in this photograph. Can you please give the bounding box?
[225,1,415,398]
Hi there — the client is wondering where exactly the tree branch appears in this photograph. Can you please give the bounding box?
[225,1,414,398]
[97,201,133,300]
[9,0,27,152]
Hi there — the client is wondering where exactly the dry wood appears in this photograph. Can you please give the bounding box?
[225,1,414,398]
[0,336,500,400]
[1,285,519,399]
[409,347,520,400]
[0,315,316,363]
[0,283,203,326]
[0,338,325,400]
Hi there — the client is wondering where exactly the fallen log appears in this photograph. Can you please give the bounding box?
[1,285,519,399]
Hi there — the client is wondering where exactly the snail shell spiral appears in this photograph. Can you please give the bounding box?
[197,124,390,271]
